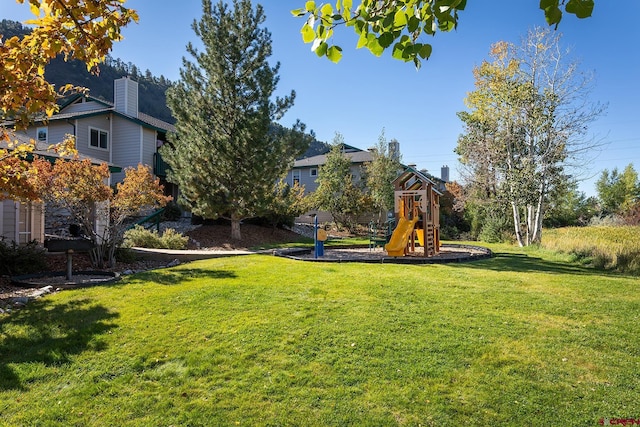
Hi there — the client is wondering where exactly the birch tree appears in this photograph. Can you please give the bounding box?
[456,27,605,246]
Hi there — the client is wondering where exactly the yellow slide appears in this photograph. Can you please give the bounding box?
[384,216,420,256]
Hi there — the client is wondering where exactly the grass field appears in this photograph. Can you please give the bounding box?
[1,242,639,426]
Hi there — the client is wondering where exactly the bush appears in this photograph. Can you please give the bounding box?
[0,239,47,276]
[162,202,182,221]
[123,226,188,249]
[478,214,513,243]
[115,247,140,263]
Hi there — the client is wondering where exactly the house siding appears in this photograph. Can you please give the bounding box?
[0,201,44,243]
[287,163,365,195]
[0,200,14,242]
[142,127,157,170]
[75,115,111,163]
[22,121,73,145]
[48,121,74,145]
[114,77,138,117]
[63,100,107,114]
[110,115,143,183]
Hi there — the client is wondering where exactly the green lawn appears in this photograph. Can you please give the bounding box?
[1,243,639,426]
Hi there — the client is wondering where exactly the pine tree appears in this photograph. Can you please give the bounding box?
[162,0,307,240]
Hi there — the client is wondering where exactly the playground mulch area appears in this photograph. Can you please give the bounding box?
[284,244,492,264]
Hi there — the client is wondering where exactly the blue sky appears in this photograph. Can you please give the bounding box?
[3,1,639,196]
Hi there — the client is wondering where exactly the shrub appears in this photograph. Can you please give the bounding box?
[115,247,140,263]
[123,226,188,250]
[0,239,47,276]
[478,214,513,243]
[162,202,182,221]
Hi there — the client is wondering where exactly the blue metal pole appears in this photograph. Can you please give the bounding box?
[314,215,318,259]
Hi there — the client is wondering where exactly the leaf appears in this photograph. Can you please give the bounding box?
[394,10,408,28]
[305,1,316,12]
[392,43,405,60]
[418,43,432,60]
[565,0,594,18]
[29,2,40,16]
[290,8,307,17]
[407,15,420,33]
[544,6,563,26]
[315,41,328,57]
[356,32,368,49]
[539,0,558,10]
[321,3,333,16]
[326,46,343,63]
[378,32,394,49]
[367,35,384,57]
[301,23,316,43]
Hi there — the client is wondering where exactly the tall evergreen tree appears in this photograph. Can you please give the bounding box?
[162,0,308,239]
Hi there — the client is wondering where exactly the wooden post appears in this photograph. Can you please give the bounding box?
[66,249,74,281]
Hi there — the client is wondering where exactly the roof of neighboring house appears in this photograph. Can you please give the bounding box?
[1,129,122,172]
[46,94,176,133]
[293,149,374,168]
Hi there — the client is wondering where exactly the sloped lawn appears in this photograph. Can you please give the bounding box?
[1,244,639,426]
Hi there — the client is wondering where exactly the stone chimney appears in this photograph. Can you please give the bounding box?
[114,76,138,117]
[441,165,450,182]
[388,139,400,161]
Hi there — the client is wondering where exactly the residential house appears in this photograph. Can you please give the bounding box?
[1,77,175,242]
[285,143,374,196]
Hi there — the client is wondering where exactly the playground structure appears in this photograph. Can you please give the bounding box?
[385,167,441,257]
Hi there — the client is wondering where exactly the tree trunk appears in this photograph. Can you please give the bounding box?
[231,217,242,240]
[531,182,546,244]
[526,205,534,245]
[90,245,105,269]
[511,202,524,247]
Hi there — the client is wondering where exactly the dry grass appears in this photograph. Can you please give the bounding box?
[542,226,640,274]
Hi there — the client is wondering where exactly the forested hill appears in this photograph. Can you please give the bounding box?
[2,19,327,156]
[47,55,174,123]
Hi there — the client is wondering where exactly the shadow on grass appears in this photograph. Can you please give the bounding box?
[460,251,604,276]
[126,268,237,286]
[0,298,118,391]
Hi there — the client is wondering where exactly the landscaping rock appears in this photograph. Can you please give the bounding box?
[166,259,181,268]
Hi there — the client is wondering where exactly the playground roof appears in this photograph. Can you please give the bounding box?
[393,166,444,195]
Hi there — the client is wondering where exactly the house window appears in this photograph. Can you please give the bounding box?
[89,127,108,150]
[310,168,318,178]
[292,170,300,186]
[36,127,48,144]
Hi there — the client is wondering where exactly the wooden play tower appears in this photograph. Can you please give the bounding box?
[386,167,442,257]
